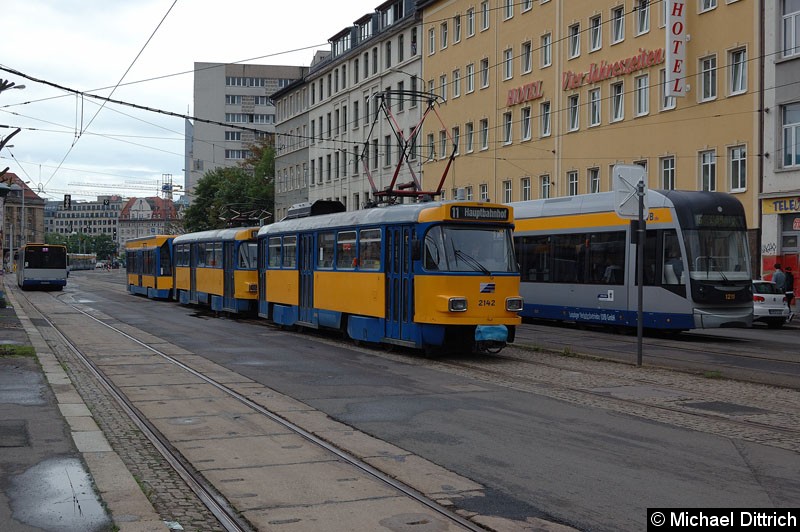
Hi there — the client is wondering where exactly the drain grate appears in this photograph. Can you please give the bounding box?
[683,401,769,415]
[0,420,29,447]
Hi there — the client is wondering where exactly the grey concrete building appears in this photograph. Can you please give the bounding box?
[761,0,800,277]
[187,62,306,203]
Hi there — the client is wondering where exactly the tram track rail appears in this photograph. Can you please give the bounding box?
[30,290,488,532]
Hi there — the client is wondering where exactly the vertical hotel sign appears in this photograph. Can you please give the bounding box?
[666,1,687,97]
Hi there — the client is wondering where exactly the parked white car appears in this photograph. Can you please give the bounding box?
[752,280,789,328]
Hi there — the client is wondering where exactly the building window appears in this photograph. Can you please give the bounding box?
[521,177,531,201]
[635,74,649,116]
[659,69,677,110]
[569,24,580,58]
[589,88,601,127]
[466,122,474,152]
[541,33,552,67]
[700,150,717,191]
[636,0,650,35]
[480,183,489,201]
[465,186,473,200]
[588,168,600,193]
[426,133,435,160]
[480,118,489,150]
[439,131,447,159]
[611,6,625,43]
[467,8,475,36]
[398,35,404,62]
[568,171,579,196]
[385,41,392,68]
[503,112,513,144]
[481,1,490,30]
[784,0,800,57]
[729,146,746,191]
[540,101,552,136]
[441,22,448,49]
[428,28,435,54]
[504,48,513,79]
[611,82,624,121]
[466,63,475,92]
[700,0,717,13]
[568,95,579,131]
[784,103,800,167]
[700,55,717,102]
[521,41,532,73]
[504,0,514,19]
[540,174,551,198]
[590,15,602,51]
[503,180,513,202]
[729,48,747,95]
[452,126,460,155]
[661,156,675,190]
[440,74,448,100]
[480,58,490,88]
[454,15,462,42]
[453,69,461,97]
[521,106,532,140]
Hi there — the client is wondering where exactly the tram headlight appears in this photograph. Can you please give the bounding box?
[506,297,524,312]
[449,297,468,312]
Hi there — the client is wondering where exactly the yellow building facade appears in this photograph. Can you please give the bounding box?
[417,0,760,236]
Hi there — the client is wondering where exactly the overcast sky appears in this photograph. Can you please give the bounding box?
[1,0,377,201]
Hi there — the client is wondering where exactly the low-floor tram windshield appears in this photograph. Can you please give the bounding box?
[683,228,751,281]
[423,225,518,273]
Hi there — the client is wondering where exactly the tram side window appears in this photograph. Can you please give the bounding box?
[552,234,585,283]
[143,250,155,276]
[282,236,297,268]
[160,243,172,275]
[196,243,206,267]
[204,242,222,268]
[337,231,357,268]
[359,228,381,270]
[268,237,282,268]
[238,242,257,269]
[587,232,625,285]
[636,230,659,286]
[516,235,551,282]
[662,230,683,284]
[317,232,335,269]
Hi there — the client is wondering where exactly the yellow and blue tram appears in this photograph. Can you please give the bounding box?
[125,235,176,299]
[173,227,259,313]
[17,243,68,290]
[67,253,97,271]
[258,200,523,352]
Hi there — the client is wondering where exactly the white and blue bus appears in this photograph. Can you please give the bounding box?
[17,244,68,291]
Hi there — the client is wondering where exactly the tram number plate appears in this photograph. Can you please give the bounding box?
[478,299,496,307]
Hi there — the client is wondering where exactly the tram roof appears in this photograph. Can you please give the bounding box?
[258,200,513,236]
[173,227,259,244]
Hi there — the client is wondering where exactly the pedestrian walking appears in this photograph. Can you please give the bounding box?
[772,263,786,292]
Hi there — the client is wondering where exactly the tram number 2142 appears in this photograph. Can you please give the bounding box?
[478,299,497,307]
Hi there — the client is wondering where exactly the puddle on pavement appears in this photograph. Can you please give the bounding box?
[0,364,46,406]
[10,456,111,531]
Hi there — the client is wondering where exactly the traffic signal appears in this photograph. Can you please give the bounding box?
[63,194,71,209]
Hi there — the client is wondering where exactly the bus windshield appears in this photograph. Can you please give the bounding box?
[24,246,67,269]
[683,229,751,281]
[423,225,518,273]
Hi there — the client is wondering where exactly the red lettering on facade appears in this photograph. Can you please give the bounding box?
[671,1,685,17]
[507,81,544,107]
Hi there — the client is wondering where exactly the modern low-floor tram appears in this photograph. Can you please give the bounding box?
[508,190,753,330]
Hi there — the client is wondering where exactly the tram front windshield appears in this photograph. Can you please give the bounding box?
[683,225,750,281]
[423,225,518,273]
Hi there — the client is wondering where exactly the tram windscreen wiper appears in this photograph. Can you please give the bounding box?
[454,249,491,274]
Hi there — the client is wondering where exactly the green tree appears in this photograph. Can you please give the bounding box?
[183,137,275,232]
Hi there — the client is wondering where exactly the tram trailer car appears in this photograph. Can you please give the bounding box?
[16,244,68,290]
[125,235,176,299]
[258,199,523,352]
[172,227,259,314]
[508,190,753,331]
[67,253,97,271]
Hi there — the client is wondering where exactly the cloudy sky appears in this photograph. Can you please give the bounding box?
[1,0,376,201]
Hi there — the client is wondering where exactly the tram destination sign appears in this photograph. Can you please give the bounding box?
[450,206,510,221]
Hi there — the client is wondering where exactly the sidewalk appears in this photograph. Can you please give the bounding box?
[0,276,163,531]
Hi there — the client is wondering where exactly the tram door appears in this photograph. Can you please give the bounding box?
[223,242,235,309]
[385,226,415,341]
[189,244,198,303]
[298,233,315,324]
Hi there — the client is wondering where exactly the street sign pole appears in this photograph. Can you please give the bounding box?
[636,180,645,367]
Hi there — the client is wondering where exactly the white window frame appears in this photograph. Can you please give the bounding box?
[569,24,581,58]
[568,94,580,131]
[700,150,717,191]
[466,122,474,152]
[589,88,601,126]
[503,180,513,203]
[635,74,649,116]
[700,0,718,13]
[729,145,746,192]
[611,6,625,44]
[540,101,552,137]
[504,0,514,19]
[522,41,533,74]
[504,48,514,79]
[590,15,602,51]
[480,118,489,150]
[466,63,475,93]
[660,156,675,190]
[523,0,533,12]
[700,55,717,102]
[454,15,462,43]
[588,168,601,193]
[541,33,552,67]
[636,0,650,35]
[729,48,747,95]
[453,69,461,98]
[503,112,513,144]
[481,1,490,31]
[568,170,579,196]
[480,183,489,201]
[784,0,800,57]
[521,177,531,201]
[540,174,551,199]
[441,22,448,49]
[659,69,677,110]
[521,106,532,140]
[428,28,436,55]
[480,58,490,88]
[467,8,475,37]
[611,81,624,122]
[783,103,800,168]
